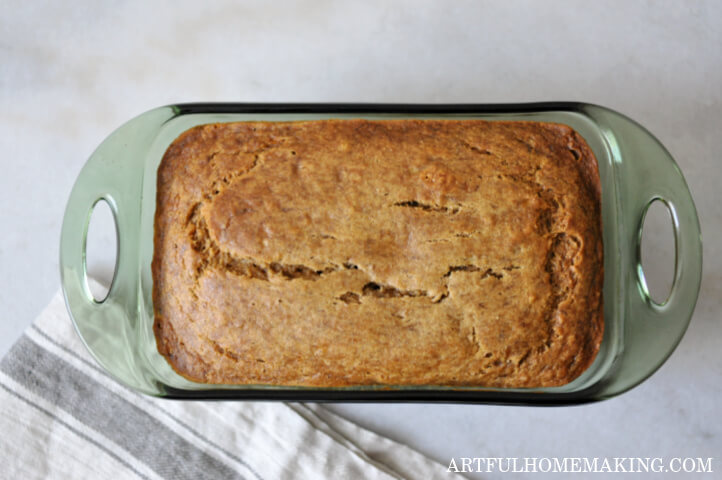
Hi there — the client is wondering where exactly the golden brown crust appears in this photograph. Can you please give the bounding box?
[152,119,603,387]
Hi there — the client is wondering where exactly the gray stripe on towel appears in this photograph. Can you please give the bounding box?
[0,381,150,480]
[28,324,264,480]
[0,335,246,480]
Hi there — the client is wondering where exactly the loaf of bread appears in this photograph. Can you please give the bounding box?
[152,119,603,388]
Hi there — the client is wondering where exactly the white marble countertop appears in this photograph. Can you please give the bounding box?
[2,1,720,478]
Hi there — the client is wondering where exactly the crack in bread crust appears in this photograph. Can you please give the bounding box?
[187,200,524,306]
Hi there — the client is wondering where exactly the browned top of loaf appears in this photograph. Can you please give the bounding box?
[152,119,603,388]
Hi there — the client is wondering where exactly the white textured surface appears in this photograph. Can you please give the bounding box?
[1,1,720,478]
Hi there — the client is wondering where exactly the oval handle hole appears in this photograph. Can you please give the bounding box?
[639,199,677,305]
[84,199,118,302]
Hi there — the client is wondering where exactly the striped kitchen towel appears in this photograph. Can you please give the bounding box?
[0,288,451,480]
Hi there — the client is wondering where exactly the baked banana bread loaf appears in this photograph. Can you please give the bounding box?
[152,119,603,388]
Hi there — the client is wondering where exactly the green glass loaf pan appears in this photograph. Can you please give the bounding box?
[60,103,702,404]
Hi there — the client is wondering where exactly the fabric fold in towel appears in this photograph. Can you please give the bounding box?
[0,288,451,480]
